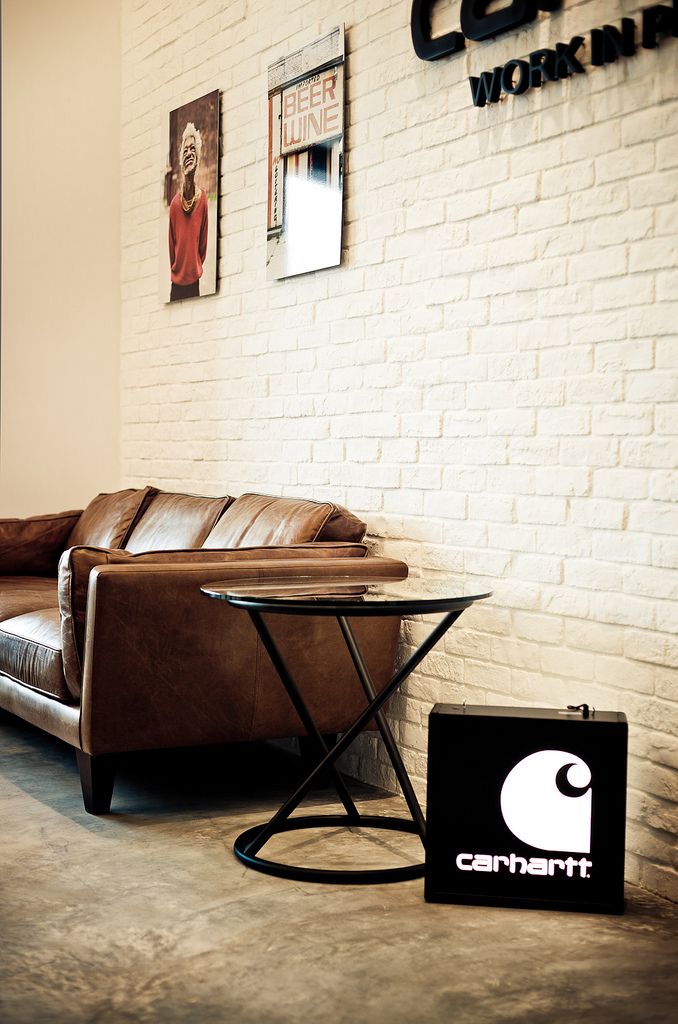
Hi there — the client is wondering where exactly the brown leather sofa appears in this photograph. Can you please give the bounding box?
[0,487,407,813]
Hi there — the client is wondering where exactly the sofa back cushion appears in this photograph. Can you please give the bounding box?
[0,576,60,622]
[315,503,366,542]
[124,492,233,553]
[0,510,82,577]
[202,493,366,548]
[67,487,156,550]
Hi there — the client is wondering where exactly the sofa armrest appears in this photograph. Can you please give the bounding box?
[0,510,82,577]
[58,543,406,698]
[78,557,406,754]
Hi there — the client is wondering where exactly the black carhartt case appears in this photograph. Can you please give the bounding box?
[425,704,627,914]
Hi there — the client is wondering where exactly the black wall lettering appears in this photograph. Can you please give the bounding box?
[461,0,537,42]
[641,1,678,48]
[501,59,531,94]
[411,0,465,60]
[554,36,586,77]
[411,1,675,106]
[469,67,503,107]
[591,20,636,65]
[528,48,557,87]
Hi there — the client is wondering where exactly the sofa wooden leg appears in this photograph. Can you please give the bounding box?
[76,750,116,814]
[299,733,338,787]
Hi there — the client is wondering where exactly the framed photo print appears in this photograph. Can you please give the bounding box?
[159,90,219,302]
[267,27,345,280]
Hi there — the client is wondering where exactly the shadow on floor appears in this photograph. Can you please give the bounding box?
[0,710,386,823]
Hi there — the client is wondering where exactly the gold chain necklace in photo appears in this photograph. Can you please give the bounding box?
[180,185,201,213]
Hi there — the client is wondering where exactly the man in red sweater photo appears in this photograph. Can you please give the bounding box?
[168,122,209,301]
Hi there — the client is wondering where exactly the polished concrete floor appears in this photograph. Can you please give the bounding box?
[1,711,677,1024]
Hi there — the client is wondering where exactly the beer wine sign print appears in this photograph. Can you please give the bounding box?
[267,27,345,280]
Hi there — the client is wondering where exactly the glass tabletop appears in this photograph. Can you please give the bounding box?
[201,575,492,616]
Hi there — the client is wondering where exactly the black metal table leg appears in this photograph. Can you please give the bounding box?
[233,814,423,884]
[245,610,360,849]
[232,608,465,883]
[337,614,426,843]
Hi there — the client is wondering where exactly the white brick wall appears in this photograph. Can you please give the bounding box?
[121,0,678,902]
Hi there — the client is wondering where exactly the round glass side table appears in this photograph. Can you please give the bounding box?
[202,575,491,884]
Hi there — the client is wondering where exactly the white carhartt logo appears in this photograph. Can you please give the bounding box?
[500,750,592,853]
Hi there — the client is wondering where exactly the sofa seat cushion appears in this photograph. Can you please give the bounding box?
[0,607,71,703]
[124,492,233,553]
[67,487,157,549]
[202,493,366,548]
[0,577,58,622]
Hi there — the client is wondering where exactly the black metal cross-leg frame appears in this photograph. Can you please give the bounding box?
[233,607,465,884]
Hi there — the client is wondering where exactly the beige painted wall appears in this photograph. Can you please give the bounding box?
[1,0,121,517]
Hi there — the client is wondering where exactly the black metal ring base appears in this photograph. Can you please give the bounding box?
[234,814,425,884]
